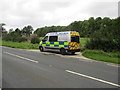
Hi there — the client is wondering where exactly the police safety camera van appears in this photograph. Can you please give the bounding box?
[39,31,80,55]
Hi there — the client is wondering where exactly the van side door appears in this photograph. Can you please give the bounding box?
[49,36,58,48]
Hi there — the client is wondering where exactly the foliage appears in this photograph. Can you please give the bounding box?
[34,17,119,40]
[21,25,33,37]
[2,28,28,42]
[85,17,120,52]
[80,38,90,50]
[0,23,7,37]
[2,25,34,43]
[31,37,40,44]
[34,26,66,37]
[85,39,117,52]
[82,50,120,64]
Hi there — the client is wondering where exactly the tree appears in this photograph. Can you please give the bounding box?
[0,23,7,37]
[95,17,102,31]
[80,20,89,37]
[9,28,14,33]
[15,28,22,37]
[22,25,33,37]
[88,17,95,36]
[68,21,82,32]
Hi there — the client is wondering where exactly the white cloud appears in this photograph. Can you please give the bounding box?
[0,0,119,30]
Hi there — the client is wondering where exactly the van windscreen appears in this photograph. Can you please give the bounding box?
[71,36,80,43]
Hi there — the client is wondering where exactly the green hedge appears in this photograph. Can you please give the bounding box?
[85,39,119,52]
[31,37,40,44]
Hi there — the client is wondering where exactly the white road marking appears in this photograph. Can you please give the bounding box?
[4,52,38,63]
[66,70,120,87]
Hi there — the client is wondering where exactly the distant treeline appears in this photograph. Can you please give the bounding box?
[34,17,119,38]
[1,17,120,51]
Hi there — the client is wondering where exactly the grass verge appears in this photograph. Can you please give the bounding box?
[82,50,120,64]
[2,40,39,49]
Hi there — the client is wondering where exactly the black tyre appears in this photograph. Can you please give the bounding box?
[71,52,75,55]
[39,46,44,52]
[60,48,66,55]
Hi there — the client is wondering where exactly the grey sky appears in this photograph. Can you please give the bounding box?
[0,0,119,30]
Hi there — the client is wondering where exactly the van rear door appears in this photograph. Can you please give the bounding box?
[69,35,80,50]
[71,36,80,43]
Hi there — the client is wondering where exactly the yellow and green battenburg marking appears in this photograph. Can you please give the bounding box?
[39,41,69,48]
[39,41,80,50]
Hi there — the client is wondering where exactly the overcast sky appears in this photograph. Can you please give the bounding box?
[0,0,119,30]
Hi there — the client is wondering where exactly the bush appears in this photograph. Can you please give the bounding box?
[2,34,28,42]
[31,37,40,44]
[85,39,118,52]
[2,34,12,41]
[18,37,28,42]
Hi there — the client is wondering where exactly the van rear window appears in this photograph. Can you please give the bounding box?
[49,36,58,42]
[71,36,80,43]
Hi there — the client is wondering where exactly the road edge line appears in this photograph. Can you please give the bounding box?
[4,52,39,63]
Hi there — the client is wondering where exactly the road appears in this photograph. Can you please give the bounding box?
[2,46,119,88]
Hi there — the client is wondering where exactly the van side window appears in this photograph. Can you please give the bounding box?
[49,36,58,42]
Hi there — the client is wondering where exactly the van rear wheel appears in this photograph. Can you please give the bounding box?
[60,48,66,55]
[39,46,44,52]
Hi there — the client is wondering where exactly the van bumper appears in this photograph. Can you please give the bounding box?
[67,49,80,52]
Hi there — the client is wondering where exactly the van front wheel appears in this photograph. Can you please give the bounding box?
[60,48,66,55]
[39,46,44,52]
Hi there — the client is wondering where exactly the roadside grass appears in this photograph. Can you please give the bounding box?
[2,40,39,49]
[82,50,120,64]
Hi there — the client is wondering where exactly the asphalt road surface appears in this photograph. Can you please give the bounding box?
[2,46,119,88]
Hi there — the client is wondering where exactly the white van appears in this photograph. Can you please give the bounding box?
[39,31,80,55]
